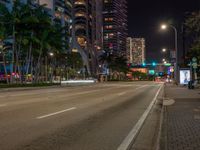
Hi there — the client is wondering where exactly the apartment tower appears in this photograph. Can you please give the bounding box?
[103,0,128,56]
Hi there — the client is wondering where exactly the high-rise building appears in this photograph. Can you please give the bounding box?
[39,0,72,51]
[0,0,10,5]
[91,0,103,74]
[103,0,128,56]
[126,37,146,65]
[71,0,103,75]
[0,0,13,10]
[0,0,103,75]
[126,37,133,64]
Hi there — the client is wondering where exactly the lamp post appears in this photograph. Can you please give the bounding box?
[48,52,54,83]
[161,24,178,83]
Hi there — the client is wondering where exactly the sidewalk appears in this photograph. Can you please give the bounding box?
[160,83,200,150]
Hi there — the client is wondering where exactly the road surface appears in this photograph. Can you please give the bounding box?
[0,81,162,150]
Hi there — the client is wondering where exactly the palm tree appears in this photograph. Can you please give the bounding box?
[0,0,70,84]
[184,11,200,60]
[0,2,14,83]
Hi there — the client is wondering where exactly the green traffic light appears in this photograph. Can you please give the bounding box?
[152,62,156,66]
[164,63,172,66]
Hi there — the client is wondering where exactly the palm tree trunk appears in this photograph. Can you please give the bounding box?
[16,42,22,84]
[26,31,33,80]
[3,54,9,84]
[10,24,15,84]
[30,56,33,84]
[35,46,43,83]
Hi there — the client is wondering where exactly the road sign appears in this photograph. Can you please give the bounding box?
[192,62,198,69]
[164,63,172,66]
[192,57,197,62]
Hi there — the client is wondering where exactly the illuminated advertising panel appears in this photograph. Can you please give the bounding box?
[180,69,191,85]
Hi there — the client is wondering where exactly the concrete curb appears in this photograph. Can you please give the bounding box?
[128,84,165,150]
[156,83,167,150]
[0,83,98,93]
[155,83,165,150]
[0,85,61,93]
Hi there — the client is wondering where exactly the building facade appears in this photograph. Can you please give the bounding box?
[103,0,128,56]
[39,0,103,75]
[126,37,133,64]
[39,0,72,52]
[126,37,146,65]
[0,0,103,75]
[71,0,103,75]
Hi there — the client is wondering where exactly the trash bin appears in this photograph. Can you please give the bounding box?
[188,80,194,89]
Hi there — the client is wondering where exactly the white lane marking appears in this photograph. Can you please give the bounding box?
[36,107,76,119]
[117,84,163,150]
[0,104,7,107]
[117,85,148,96]
[116,85,146,96]
[118,92,127,96]
[102,84,161,87]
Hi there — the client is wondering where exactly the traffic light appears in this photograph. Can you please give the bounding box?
[152,62,156,66]
[142,62,146,67]
[164,63,172,66]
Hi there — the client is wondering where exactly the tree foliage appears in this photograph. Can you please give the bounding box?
[184,11,200,60]
[0,0,72,84]
[99,51,129,73]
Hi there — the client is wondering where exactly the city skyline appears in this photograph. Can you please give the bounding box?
[127,0,200,63]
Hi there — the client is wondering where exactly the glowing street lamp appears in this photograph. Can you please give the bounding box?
[161,24,167,30]
[161,23,178,83]
[162,48,167,52]
[49,52,54,56]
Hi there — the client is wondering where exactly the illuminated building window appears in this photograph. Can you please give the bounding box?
[75,0,86,5]
[109,33,114,38]
[75,12,86,17]
[77,37,86,47]
[104,17,113,21]
[105,25,113,29]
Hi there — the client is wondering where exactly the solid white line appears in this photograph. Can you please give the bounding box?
[36,107,76,119]
[117,84,163,150]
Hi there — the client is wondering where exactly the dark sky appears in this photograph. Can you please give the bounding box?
[127,0,200,63]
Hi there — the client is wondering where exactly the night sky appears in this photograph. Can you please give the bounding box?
[127,0,200,63]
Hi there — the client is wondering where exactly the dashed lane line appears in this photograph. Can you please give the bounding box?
[36,107,77,119]
[0,104,7,107]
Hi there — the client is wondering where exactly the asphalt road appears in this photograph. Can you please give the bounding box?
[0,81,162,150]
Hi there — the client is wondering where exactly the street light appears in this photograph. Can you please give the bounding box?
[162,48,167,52]
[161,24,178,83]
[49,52,54,57]
[161,24,167,30]
[45,52,54,82]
